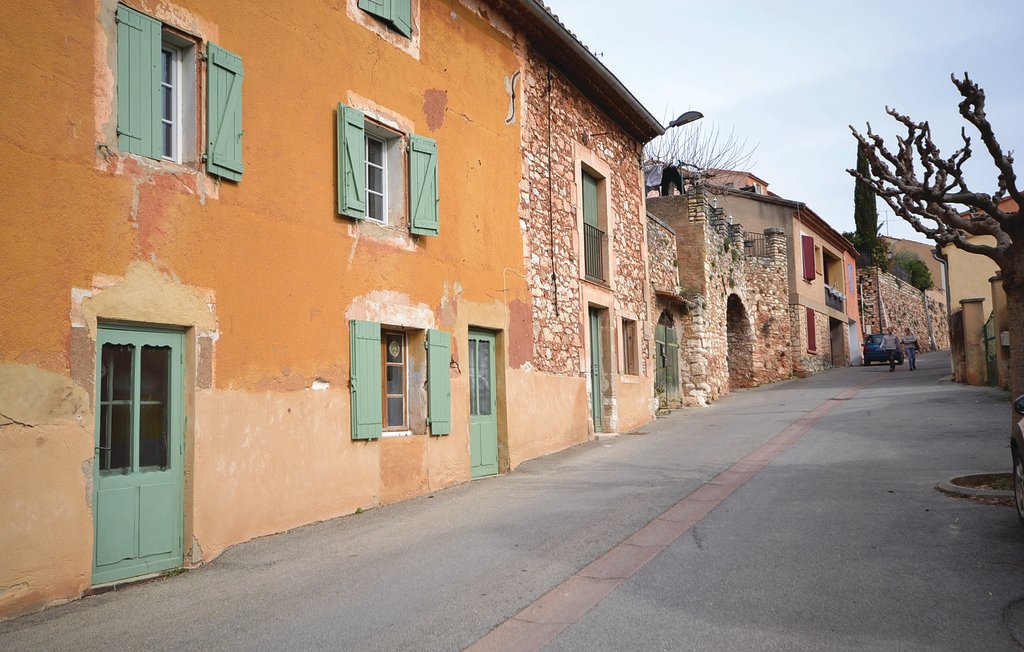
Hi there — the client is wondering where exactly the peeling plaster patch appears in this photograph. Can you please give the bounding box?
[437,281,463,329]
[0,583,30,610]
[347,92,415,135]
[346,1,421,60]
[82,459,94,509]
[0,363,89,427]
[507,299,534,368]
[504,71,520,125]
[189,537,204,565]
[79,261,218,340]
[347,291,435,330]
[423,89,448,131]
[311,379,331,391]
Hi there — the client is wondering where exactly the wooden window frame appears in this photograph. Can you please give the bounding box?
[622,318,639,375]
[381,329,407,431]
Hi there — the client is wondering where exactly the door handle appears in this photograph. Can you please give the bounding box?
[94,446,111,453]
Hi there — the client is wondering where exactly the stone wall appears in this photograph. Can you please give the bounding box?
[648,190,792,406]
[858,267,950,351]
[517,44,649,377]
[647,214,679,293]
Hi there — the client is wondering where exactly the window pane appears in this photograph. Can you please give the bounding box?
[368,193,384,221]
[367,166,383,193]
[385,334,403,363]
[100,404,132,473]
[386,397,404,428]
[140,346,170,401]
[367,138,384,166]
[101,343,133,401]
[386,364,403,396]
[139,346,170,469]
[163,123,173,159]
[476,341,491,416]
[162,49,172,84]
[163,83,172,121]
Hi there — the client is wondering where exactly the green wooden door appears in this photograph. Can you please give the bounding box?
[654,323,667,395]
[664,326,680,403]
[93,325,184,585]
[469,330,498,478]
[588,308,602,429]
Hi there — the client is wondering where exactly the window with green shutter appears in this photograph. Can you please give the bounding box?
[115,6,237,178]
[350,320,382,440]
[409,135,439,236]
[206,43,244,181]
[426,329,451,435]
[336,105,439,237]
[358,0,412,38]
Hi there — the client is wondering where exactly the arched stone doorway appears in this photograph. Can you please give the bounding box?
[654,310,681,406]
[726,294,754,389]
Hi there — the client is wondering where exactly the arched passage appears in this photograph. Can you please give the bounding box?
[726,294,754,389]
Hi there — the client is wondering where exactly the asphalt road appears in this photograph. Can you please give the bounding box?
[2,351,1022,651]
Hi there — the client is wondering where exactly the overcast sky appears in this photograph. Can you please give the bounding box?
[544,0,1024,244]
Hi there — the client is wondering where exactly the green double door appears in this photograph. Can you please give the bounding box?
[469,330,498,478]
[93,325,184,585]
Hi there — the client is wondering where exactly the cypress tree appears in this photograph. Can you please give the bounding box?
[853,145,879,265]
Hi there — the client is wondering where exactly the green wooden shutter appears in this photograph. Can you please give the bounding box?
[116,5,161,159]
[390,0,412,37]
[206,43,244,181]
[409,135,439,236]
[337,104,366,218]
[358,0,391,20]
[426,329,451,436]
[582,171,599,227]
[350,320,382,440]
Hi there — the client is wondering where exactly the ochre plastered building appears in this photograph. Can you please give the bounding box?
[0,0,661,618]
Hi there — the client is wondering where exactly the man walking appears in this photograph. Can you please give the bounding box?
[880,326,901,372]
[902,328,919,370]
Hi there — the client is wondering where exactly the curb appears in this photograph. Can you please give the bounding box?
[936,472,1013,499]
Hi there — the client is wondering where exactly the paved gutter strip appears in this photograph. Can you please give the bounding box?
[466,375,880,652]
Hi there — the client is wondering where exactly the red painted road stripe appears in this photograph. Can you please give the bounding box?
[466,375,880,652]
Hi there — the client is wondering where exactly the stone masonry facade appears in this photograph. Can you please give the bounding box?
[648,191,792,406]
[858,267,950,351]
[516,43,650,377]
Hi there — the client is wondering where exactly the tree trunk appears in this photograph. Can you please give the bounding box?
[1005,285,1024,399]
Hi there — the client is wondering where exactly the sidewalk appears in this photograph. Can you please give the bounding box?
[0,352,1007,651]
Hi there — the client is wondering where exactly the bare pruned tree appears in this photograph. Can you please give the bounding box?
[850,73,1024,396]
[643,118,757,186]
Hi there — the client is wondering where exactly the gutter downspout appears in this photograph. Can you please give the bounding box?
[932,246,954,373]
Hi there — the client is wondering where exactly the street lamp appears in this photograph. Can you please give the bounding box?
[667,111,704,129]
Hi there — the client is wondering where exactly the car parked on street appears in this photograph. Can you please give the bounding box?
[862,333,904,366]
[1010,395,1024,524]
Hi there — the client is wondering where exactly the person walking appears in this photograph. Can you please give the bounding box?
[880,326,901,372]
[902,328,919,370]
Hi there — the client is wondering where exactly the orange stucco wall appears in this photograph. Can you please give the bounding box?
[0,0,601,620]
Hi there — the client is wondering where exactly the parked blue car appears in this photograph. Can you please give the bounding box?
[862,333,904,366]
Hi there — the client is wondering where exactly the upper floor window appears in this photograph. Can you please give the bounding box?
[582,169,608,284]
[337,103,439,236]
[358,0,412,38]
[160,43,184,162]
[365,133,388,223]
[116,4,242,180]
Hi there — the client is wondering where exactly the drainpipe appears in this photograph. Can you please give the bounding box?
[932,246,954,372]
[547,63,559,317]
